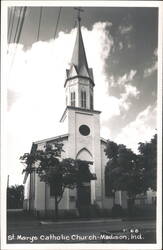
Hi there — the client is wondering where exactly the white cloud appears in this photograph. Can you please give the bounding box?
[110,69,137,87]
[144,48,158,78]
[120,84,140,111]
[119,25,133,35]
[84,22,114,99]
[106,70,139,113]
[118,70,137,85]
[100,126,111,139]
[144,61,157,78]
[124,84,139,98]
[6,22,114,185]
[154,48,157,57]
[118,41,123,50]
[114,105,157,153]
[127,43,132,49]
[100,96,121,122]
[99,81,140,122]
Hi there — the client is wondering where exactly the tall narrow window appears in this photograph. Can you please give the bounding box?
[90,94,93,110]
[81,90,86,108]
[71,92,75,107]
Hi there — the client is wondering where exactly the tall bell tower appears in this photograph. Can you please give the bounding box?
[60,10,103,208]
[64,11,94,111]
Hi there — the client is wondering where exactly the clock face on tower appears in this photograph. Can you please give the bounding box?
[79,125,90,136]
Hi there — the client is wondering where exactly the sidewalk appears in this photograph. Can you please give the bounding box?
[40,217,122,225]
[7,210,156,244]
[7,209,155,226]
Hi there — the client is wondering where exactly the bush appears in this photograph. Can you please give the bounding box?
[62,210,78,219]
[78,205,91,218]
[129,205,156,218]
[89,203,101,218]
[111,204,123,218]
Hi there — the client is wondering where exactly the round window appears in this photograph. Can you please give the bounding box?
[79,125,90,136]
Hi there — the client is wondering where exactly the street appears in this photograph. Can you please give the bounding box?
[7,210,156,244]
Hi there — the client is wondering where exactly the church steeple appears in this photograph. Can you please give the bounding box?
[70,16,89,77]
[64,10,95,111]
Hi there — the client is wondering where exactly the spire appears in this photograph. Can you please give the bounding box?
[65,8,95,87]
[70,9,89,77]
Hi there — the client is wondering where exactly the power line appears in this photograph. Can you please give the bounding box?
[54,7,62,40]
[13,7,23,43]
[16,7,27,44]
[37,7,43,41]
[8,8,13,39]
[9,7,27,72]
[8,7,16,44]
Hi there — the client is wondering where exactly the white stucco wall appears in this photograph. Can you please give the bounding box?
[146,189,156,204]
[24,174,30,200]
[65,108,103,207]
[35,138,70,212]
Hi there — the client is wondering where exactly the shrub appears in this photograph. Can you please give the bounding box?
[111,204,123,218]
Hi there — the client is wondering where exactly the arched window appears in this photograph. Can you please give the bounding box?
[71,92,75,107]
[81,90,86,108]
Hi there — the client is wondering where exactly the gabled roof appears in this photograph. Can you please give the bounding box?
[34,134,69,144]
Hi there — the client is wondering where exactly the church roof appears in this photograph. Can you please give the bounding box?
[71,19,89,75]
[65,17,94,85]
[100,137,107,144]
[34,134,69,144]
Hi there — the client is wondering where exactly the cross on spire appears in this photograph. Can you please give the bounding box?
[74,7,84,22]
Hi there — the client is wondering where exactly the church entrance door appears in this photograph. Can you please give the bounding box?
[77,182,91,218]
[76,148,93,217]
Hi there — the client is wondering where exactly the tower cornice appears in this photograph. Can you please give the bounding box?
[64,75,95,88]
[60,106,101,122]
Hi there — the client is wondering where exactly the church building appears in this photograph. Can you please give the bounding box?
[23,14,127,217]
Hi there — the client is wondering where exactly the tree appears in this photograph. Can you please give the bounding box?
[105,141,146,214]
[7,185,24,209]
[20,141,95,218]
[138,134,157,191]
[104,140,119,198]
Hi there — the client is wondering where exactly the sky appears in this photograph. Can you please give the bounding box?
[5,4,159,186]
